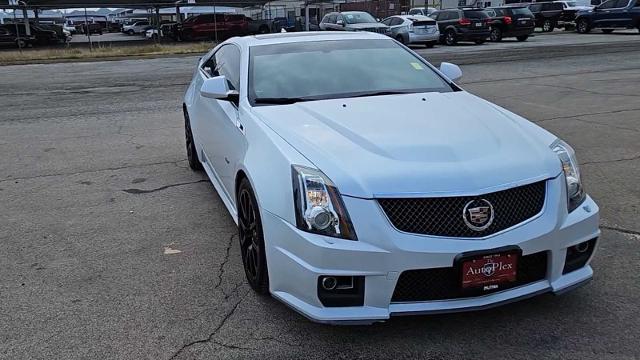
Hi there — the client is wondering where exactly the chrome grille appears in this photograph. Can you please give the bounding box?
[378,181,546,238]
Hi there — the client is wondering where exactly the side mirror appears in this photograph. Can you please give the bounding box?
[336,19,345,26]
[200,75,237,101]
[440,62,463,82]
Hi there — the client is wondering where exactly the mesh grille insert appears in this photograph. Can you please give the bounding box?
[378,181,546,238]
[391,251,548,302]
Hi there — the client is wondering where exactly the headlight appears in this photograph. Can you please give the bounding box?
[551,139,586,212]
[291,165,357,240]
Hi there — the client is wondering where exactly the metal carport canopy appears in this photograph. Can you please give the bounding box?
[8,0,270,9]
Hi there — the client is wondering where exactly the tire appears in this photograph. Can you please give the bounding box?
[601,29,614,34]
[490,27,502,42]
[445,29,457,46]
[183,109,203,171]
[425,41,435,48]
[15,38,26,48]
[395,34,405,44]
[542,19,555,32]
[258,24,270,34]
[127,29,134,35]
[237,178,269,295]
[576,18,591,33]
[516,35,529,41]
[474,39,485,45]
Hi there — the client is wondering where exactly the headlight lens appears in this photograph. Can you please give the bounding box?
[551,139,586,212]
[291,165,357,240]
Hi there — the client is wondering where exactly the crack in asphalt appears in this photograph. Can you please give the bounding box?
[0,159,188,184]
[601,225,640,236]
[463,63,640,85]
[580,154,640,166]
[529,83,640,98]
[535,107,640,124]
[168,290,251,360]
[215,234,235,291]
[122,179,208,194]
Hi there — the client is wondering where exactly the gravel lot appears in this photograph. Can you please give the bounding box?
[1,32,639,360]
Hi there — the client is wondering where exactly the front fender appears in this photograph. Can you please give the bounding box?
[238,110,315,227]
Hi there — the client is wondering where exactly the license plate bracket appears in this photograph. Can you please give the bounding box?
[455,246,521,295]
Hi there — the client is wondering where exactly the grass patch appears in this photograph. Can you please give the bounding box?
[0,42,212,65]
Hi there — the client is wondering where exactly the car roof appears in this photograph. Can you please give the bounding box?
[394,15,433,20]
[232,31,389,47]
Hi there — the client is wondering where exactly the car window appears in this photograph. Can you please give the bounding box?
[511,7,533,15]
[598,0,617,8]
[529,4,542,11]
[449,11,461,20]
[390,17,404,26]
[343,12,377,24]
[464,10,489,18]
[430,11,441,20]
[615,0,630,7]
[328,14,337,23]
[249,39,453,104]
[381,17,393,26]
[486,9,497,16]
[215,45,241,91]
[409,9,422,15]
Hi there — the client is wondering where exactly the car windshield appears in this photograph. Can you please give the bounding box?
[511,7,533,14]
[566,1,577,5]
[342,12,377,24]
[249,39,453,104]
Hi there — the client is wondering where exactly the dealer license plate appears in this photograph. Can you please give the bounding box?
[460,251,518,290]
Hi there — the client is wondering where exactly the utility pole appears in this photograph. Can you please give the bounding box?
[84,7,92,51]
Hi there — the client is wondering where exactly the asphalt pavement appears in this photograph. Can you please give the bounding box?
[0,32,639,360]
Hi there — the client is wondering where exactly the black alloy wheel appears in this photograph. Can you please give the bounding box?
[445,30,457,45]
[490,27,503,42]
[237,178,269,294]
[395,34,405,44]
[542,19,555,32]
[577,18,591,33]
[183,109,203,171]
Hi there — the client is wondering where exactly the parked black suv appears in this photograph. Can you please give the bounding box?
[0,26,35,48]
[528,2,564,31]
[0,23,59,45]
[430,8,491,45]
[486,6,536,41]
[576,0,640,33]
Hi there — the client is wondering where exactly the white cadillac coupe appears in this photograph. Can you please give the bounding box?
[183,31,599,324]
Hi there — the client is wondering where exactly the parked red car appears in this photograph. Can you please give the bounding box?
[174,14,249,41]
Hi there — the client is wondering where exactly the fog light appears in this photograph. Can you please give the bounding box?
[563,238,597,274]
[575,241,590,253]
[321,276,337,290]
[317,276,364,307]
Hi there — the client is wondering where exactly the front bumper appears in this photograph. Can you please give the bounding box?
[262,175,599,324]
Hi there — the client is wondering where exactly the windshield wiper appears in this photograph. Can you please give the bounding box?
[339,90,415,99]
[254,97,310,105]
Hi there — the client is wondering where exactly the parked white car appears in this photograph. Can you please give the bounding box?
[183,32,599,324]
[145,28,158,40]
[408,7,438,16]
[122,20,149,35]
[381,15,440,47]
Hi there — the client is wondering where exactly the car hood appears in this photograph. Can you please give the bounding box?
[251,91,561,198]
[347,23,388,29]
